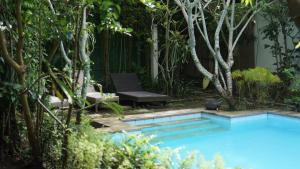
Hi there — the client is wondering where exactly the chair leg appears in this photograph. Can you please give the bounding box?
[95,104,98,113]
[132,101,136,108]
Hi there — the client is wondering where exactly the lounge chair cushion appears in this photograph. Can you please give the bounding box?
[117,91,169,102]
[49,96,69,108]
[86,92,119,103]
[86,92,103,99]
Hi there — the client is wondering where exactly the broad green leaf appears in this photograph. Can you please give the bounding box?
[241,0,253,6]
[49,71,73,104]
[296,42,300,49]
[202,77,210,90]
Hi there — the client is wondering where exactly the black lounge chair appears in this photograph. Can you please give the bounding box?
[110,73,170,106]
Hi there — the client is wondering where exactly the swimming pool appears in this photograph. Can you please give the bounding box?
[126,113,300,169]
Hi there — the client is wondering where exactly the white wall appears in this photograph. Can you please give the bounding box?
[254,14,299,72]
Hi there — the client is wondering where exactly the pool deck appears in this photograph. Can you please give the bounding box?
[90,108,300,132]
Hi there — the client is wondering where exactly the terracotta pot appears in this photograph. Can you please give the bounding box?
[287,0,300,30]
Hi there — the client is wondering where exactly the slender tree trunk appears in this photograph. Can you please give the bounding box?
[103,30,110,88]
[151,23,159,82]
[281,25,289,67]
[16,0,41,162]
[62,5,81,168]
[275,37,282,69]
[19,74,42,165]
[78,5,90,124]
[164,0,171,94]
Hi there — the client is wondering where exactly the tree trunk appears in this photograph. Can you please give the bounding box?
[165,0,171,94]
[19,74,42,165]
[103,30,110,88]
[223,94,236,110]
[62,5,81,167]
[151,23,159,82]
[78,5,90,124]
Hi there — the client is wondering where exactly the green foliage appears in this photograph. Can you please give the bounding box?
[233,67,281,103]
[0,82,22,102]
[197,154,225,169]
[284,74,300,111]
[241,0,253,6]
[135,65,193,97]
[67,124,103,169]
[136,0,190,97]
[288,75,300,92]
[140,0,160,11]
[41,112,64,169]
[102,101,124,117]
[66,121,171,169]
[96,0,133,35]
[279,68,295,83]
[65,122,237,169]
[0,0,132,166]
[261,0,300,73]
[236,67,281,84]
[102,133,172,169]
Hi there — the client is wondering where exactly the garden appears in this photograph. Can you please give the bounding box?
[1,0,300,169]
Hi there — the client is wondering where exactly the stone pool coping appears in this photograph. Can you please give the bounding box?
[90,108,300,132]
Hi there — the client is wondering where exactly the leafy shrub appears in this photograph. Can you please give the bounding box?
[67,123,105,169]
[100,133,172,169]
[41,112,64,169]
[65,121,237,169]
[284,74,300,111]
[67,126,171,169]
[232,67,281,103]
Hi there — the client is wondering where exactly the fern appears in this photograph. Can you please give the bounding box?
[102,101,124,118]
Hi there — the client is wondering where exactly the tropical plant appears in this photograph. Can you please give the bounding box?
[67,123,104,169]
[284,74,300,111]
[65,117,238,169]
[260,0,300,73]
[141,0,190,96]
[232,67,281,103]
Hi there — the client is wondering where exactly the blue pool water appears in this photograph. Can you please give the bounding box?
[126,113,300,169]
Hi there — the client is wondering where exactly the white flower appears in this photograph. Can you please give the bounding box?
[0,25,6,31]
[0,21,10,31]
